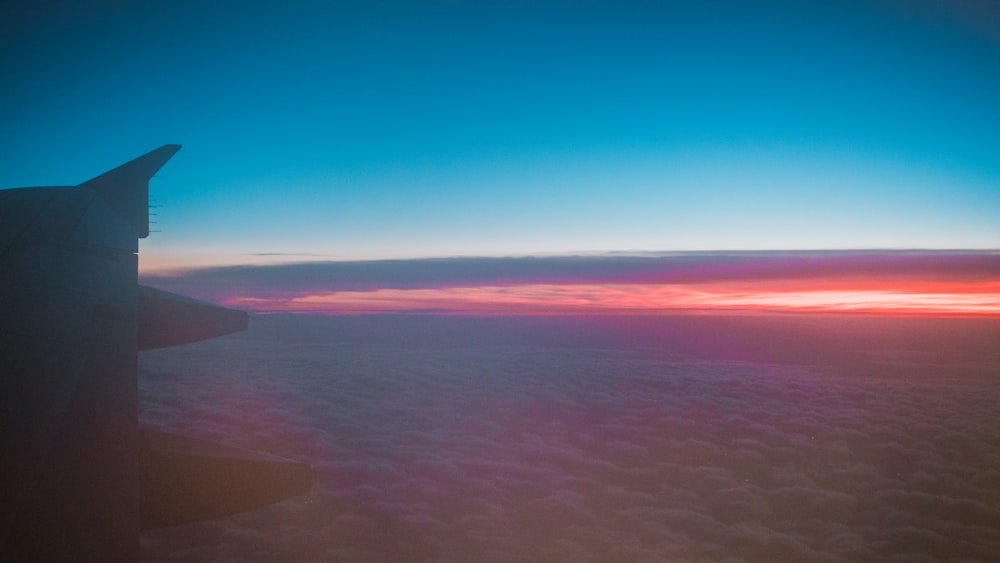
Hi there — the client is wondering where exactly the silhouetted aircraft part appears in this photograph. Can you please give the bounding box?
[138,286,249,350]
[0,146,310,561]
[139,429,312,530]
[81,143,180,239]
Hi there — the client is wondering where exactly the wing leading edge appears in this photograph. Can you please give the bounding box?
[0,146,311,560]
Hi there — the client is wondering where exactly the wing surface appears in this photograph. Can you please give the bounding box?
[1,146,310,561]
[0,145,312,561]
[0,146,175,559]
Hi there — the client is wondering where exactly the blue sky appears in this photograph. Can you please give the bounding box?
[2,0,999,269]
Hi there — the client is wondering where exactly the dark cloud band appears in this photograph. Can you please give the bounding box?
[142,250,1000,304]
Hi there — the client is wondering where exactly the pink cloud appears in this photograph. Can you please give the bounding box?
[138,250,1000,317]
[225,280,1000,317]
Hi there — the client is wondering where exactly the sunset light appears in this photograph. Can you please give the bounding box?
[225,280,1000,317]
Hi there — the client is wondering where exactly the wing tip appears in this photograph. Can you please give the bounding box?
[80,144,183,239]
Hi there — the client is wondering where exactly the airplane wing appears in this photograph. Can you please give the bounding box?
[0,146,310,560]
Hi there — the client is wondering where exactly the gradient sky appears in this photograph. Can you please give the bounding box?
[2,0,999,272]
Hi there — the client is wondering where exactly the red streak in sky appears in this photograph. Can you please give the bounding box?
[225,280,1000,317]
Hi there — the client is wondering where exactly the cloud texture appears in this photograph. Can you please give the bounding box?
[140,315,1000,561]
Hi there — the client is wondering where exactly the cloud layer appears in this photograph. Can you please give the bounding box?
[142,250,1000,317]
[140,314,1000,561]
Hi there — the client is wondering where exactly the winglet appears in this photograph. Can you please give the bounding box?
[81,144,181,239]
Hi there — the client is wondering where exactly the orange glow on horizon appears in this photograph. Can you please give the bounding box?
[224,280,1000,317]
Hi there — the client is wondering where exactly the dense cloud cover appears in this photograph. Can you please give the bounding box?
[140,315,1000,562]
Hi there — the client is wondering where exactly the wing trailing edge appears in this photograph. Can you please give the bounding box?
[139,429,312,530]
